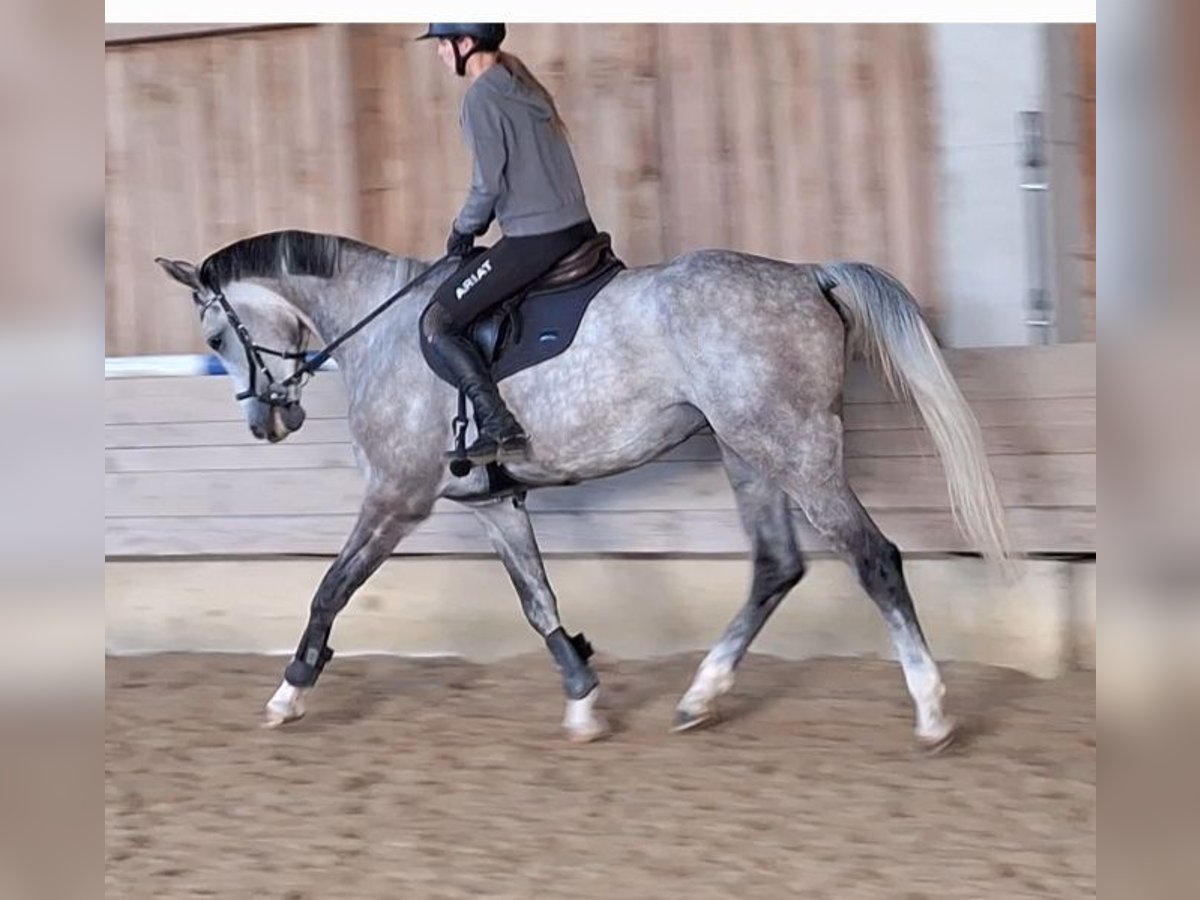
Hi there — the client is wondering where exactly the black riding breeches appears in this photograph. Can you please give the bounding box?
[422,219,597,340]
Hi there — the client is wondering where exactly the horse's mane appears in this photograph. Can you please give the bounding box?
[198,229,393,291]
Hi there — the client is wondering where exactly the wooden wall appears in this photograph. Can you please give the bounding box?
[1074,23,1096,339]
[105,345,1095,558]
[104,25,359,356]
[353,23,935,295]
[106,24,936,356]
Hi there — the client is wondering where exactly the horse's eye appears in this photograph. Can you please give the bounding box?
[206,333,224,352]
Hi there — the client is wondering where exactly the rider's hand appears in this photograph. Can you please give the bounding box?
[446,226,474,258]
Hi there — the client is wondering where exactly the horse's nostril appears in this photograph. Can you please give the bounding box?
[250,424,267,439]
[281,403,306,432]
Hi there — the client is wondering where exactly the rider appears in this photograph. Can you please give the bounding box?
[417,23,599,465]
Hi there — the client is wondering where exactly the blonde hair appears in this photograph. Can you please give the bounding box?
[497,51,569,136]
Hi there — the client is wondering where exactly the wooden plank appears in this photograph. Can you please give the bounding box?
[165,41,211,352]
[104,392,1093,441]
[626,25,668,266]
[104,50,136,356]
[378,26,421,251]
[833,25,891,266]
[1074,23,1096,340]
[105,375,351,424]
[107,443,362,473]
[778,26,836,263]
[105,418,355,449]
[105,506,1095,557]
[119,45,165,355]
[246,34,280,227]
[406,23,471,256]
[568,25,664,267]
[879,26,922,293]
[105,24,278,44]
[842,343,1096,402]
[103,398,1094,458]
[105,452,1094,519]
[724,25,776,257]
[105,391,1093,439]
[846,396,1095,430]
[351,28,392,253]
[104,344,1094,427]
[109,348,1096,411]
[109,325,1094,413]
[901,25,936,308]
[105,421,1096,473]
[657,24,729,255]
[207,33,257,253]
[668,422,1098,460]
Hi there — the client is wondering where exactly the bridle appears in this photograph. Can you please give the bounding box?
[196,252,456,409]
[197,289,311,408]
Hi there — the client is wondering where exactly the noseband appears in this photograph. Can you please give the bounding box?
[197,252,455,408]
[197,290,310,408]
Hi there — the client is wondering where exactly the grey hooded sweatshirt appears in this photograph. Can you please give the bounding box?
[452,62,592,238]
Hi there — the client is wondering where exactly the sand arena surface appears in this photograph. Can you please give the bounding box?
[106,652,1095,899]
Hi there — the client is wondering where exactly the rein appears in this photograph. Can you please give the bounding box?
[202,253,454,407]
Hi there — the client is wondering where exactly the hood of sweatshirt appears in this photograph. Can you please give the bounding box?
[469,62,554,123]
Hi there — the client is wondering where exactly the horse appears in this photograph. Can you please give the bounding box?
[155,228,1010,750]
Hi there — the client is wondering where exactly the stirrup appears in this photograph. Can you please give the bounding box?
[444,386,530,475]
[464,431,529,464]
[446,393,473,476]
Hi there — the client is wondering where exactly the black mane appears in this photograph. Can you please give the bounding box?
[198,229,380,291]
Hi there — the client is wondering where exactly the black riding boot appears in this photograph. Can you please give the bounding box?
[428,333,529,464]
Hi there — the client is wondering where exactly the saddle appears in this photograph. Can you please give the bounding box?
[419,232,625,490]
[421,232,625,387]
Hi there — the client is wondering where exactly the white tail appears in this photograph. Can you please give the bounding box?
[817,262,1012,566]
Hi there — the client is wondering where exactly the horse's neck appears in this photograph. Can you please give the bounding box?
[282,255,431,357]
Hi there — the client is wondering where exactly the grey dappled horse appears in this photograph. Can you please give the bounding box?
[157,229,1010,749]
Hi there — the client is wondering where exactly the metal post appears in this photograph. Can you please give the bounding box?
[1019,110,1055,343]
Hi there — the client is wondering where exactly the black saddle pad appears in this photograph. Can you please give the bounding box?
[422,254,624,387]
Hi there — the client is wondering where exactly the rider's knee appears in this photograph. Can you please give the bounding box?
[421,300,455,344]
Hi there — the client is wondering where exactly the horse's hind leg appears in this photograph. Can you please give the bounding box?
[723,411,956,750]
[674,441,806,731]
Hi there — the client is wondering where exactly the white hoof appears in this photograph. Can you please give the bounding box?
[671,704,718,733]
[676,661,735,729]
[563,688,608,743]
[263,680,307,728]
[916,716,959,754]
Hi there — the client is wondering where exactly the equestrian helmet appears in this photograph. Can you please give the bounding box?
[416,24,507,49]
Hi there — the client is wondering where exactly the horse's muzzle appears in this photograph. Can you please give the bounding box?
[280,402,306,433]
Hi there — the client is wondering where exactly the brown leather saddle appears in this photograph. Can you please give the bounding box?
[537,233,616,289]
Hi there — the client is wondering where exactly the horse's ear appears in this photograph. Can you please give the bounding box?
[155,257,201,291]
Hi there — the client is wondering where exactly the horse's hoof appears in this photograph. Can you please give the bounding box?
[916,720,959,755]
[563,688,608,743]
[262,707,305,729]
[263,681,307,728]
[671,707,718,734]
[566,723,609,744]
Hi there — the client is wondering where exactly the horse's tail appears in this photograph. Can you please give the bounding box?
[815,262,1012,566]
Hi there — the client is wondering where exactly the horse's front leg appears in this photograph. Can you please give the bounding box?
[264,489,428,727]
[471,495,607,742]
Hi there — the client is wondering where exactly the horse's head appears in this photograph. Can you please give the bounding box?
[156,257,313,442]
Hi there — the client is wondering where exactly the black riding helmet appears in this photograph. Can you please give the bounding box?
[416,24,506,76]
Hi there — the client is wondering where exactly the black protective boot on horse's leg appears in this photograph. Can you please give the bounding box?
[428,333,529,464]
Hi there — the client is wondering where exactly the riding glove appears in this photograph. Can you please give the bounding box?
[446,226,474,258]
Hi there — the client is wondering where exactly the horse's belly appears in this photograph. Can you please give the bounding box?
[499,307,700,478]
